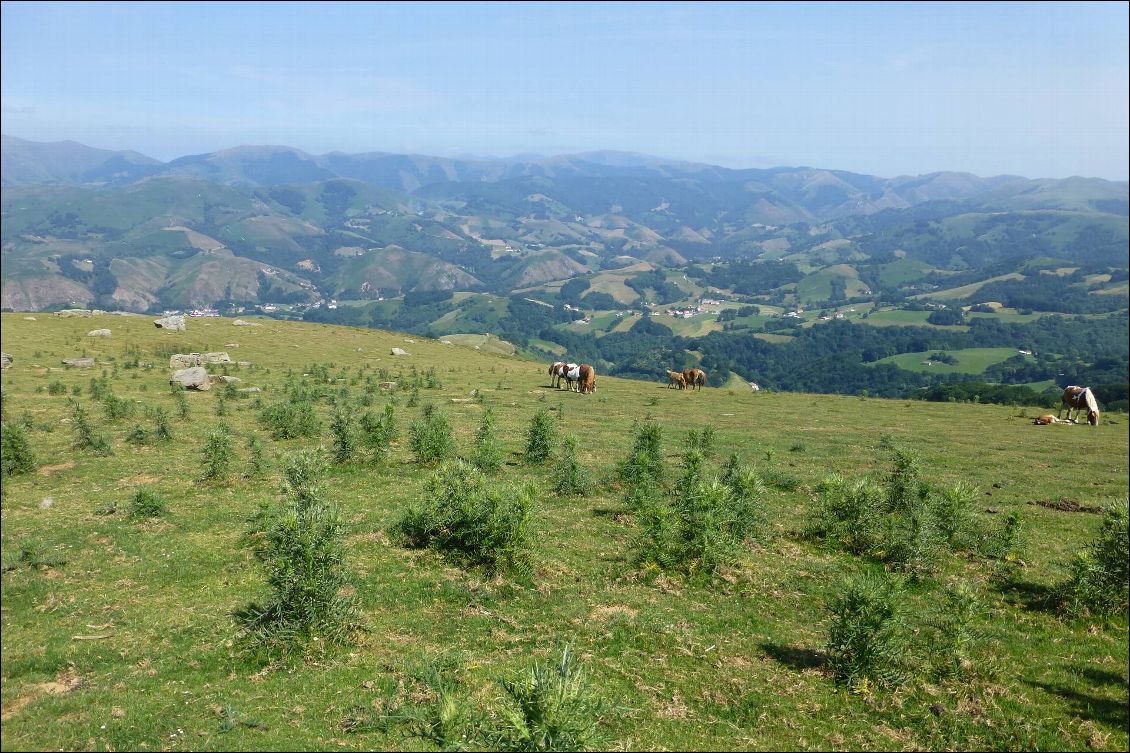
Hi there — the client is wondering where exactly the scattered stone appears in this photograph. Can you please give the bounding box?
[391,348,410,356]
[169,352,231,369]
[87,329,112,337]
[23,316,36,321]
[404,338,415,343]
[62,357,95,368]
[378,381,397,390]
[40,496,54,509]
[237,361,252,367]
[224,343,239,347]
[56,309,98,318]
[170,366,211,391]
[232,319,261,327]
[153,315,185,331]
[450,398,474,404]
[1,352,12,369]
[238,387,262,394]
[111,707,125,719]
[211,375,241,384]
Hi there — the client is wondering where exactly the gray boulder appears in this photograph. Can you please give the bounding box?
[88,329,112,337]
[391,347,410,356]
[169,353,202,369]
[154,315,186,331]
[62,357,95,368]
[170,366,211,391]
[232,319,261,327]
[238,386,262,394]
[1,352,12,369]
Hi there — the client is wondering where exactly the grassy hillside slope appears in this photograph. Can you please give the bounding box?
[1,314,1127,751]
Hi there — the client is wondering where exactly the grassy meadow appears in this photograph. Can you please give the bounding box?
[1,312,1127,751]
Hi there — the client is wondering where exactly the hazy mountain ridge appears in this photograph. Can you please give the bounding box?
[1,136,1126,313]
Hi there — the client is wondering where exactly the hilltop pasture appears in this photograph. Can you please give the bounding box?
[0,313,1127,751]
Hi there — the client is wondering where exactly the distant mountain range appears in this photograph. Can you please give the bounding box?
[2,135,1127,313]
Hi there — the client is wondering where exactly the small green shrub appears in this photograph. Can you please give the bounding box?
[68,399,113,456]
[493,644,606,752]
[1,421,37,477]
[927,581,980,680]
[201,425,235,480]
[409,407,455,464]
[359,403,397,463]
[128,487,168,519]
[617,422,665,489]
[259,398,321,440]
[551,436,591,495]
[470,407,504,474]
[152,406,174,442]
[246,434,268,478]
[47,381,67,396]
[524,408,556,465]
[329,403,357,464]
[1056,497,1129,618]
[102,392,135,421]
[825,572,908,690]
[396,461,534,575]
[238,448,357,652]
[125,424,150,444]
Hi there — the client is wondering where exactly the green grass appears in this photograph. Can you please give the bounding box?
[1,312,1127,751]
[871,348,1031,374]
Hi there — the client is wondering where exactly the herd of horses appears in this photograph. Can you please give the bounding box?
[666,368,706,391]
[548,362,597,394]
[548,362,1101,427]
[549,361,708,394]
[1034,385,1102,426]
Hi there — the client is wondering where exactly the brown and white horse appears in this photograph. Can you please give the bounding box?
[549,362,579,390]
[690,368,706,391]
[1059,386,1100,425]
[577,364,596,394]
[667,370,687,389]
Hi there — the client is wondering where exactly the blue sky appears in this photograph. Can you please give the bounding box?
[2,1,1127,179]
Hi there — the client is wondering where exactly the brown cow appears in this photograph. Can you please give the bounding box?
[577,364,596,394]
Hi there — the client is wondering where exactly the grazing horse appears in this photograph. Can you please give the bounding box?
[563,363,581,392]
[682,368,696,387]
[667,370,687,389]
[550,362,579,390]
[577,364,596,394]
[549,362,566,388]
[1059,386,1100,426]
[690,368,706,391]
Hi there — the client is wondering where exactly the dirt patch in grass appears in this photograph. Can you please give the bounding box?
[38,460,75,475]
[1028,498,1105,514]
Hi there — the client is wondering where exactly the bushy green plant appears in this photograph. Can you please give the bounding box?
[396,460,534,575]
[359,403,397,463]
[329,403,357,464]
[470,407,504,474]
[201,425,235,480]
[47,381,67,396]
[1,421,36,477]
[409,407,455,464]
[885,445,926,512]
[68,399,112,456]
[125,424,150,444]
[687,426,716,458]
[259,398,322,440]
[246,434,268,478]
[239,448,357,652]
[825,572,908,690]
[128,487,168,519]
[807,474,885,554]
[617,421,665,489]
[152,406,173,442]
[173,389,190,419]
[102,392,135,421]
[524,408,556,465]
[494,644,606,752]
[1056,497,1129,618]
[551,435,591,495]
[927,581,980,680]
[635,463,765,579]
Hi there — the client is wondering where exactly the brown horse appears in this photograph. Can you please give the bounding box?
[682,368,696,387]
[577,364,596,394]
[667,370,687,389]
[690,368,706,391]
[1059,386,1100,425]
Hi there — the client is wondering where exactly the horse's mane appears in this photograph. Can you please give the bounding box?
[1083,388,1099,414]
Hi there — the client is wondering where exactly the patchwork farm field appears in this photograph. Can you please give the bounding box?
[1,313,1127,751]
